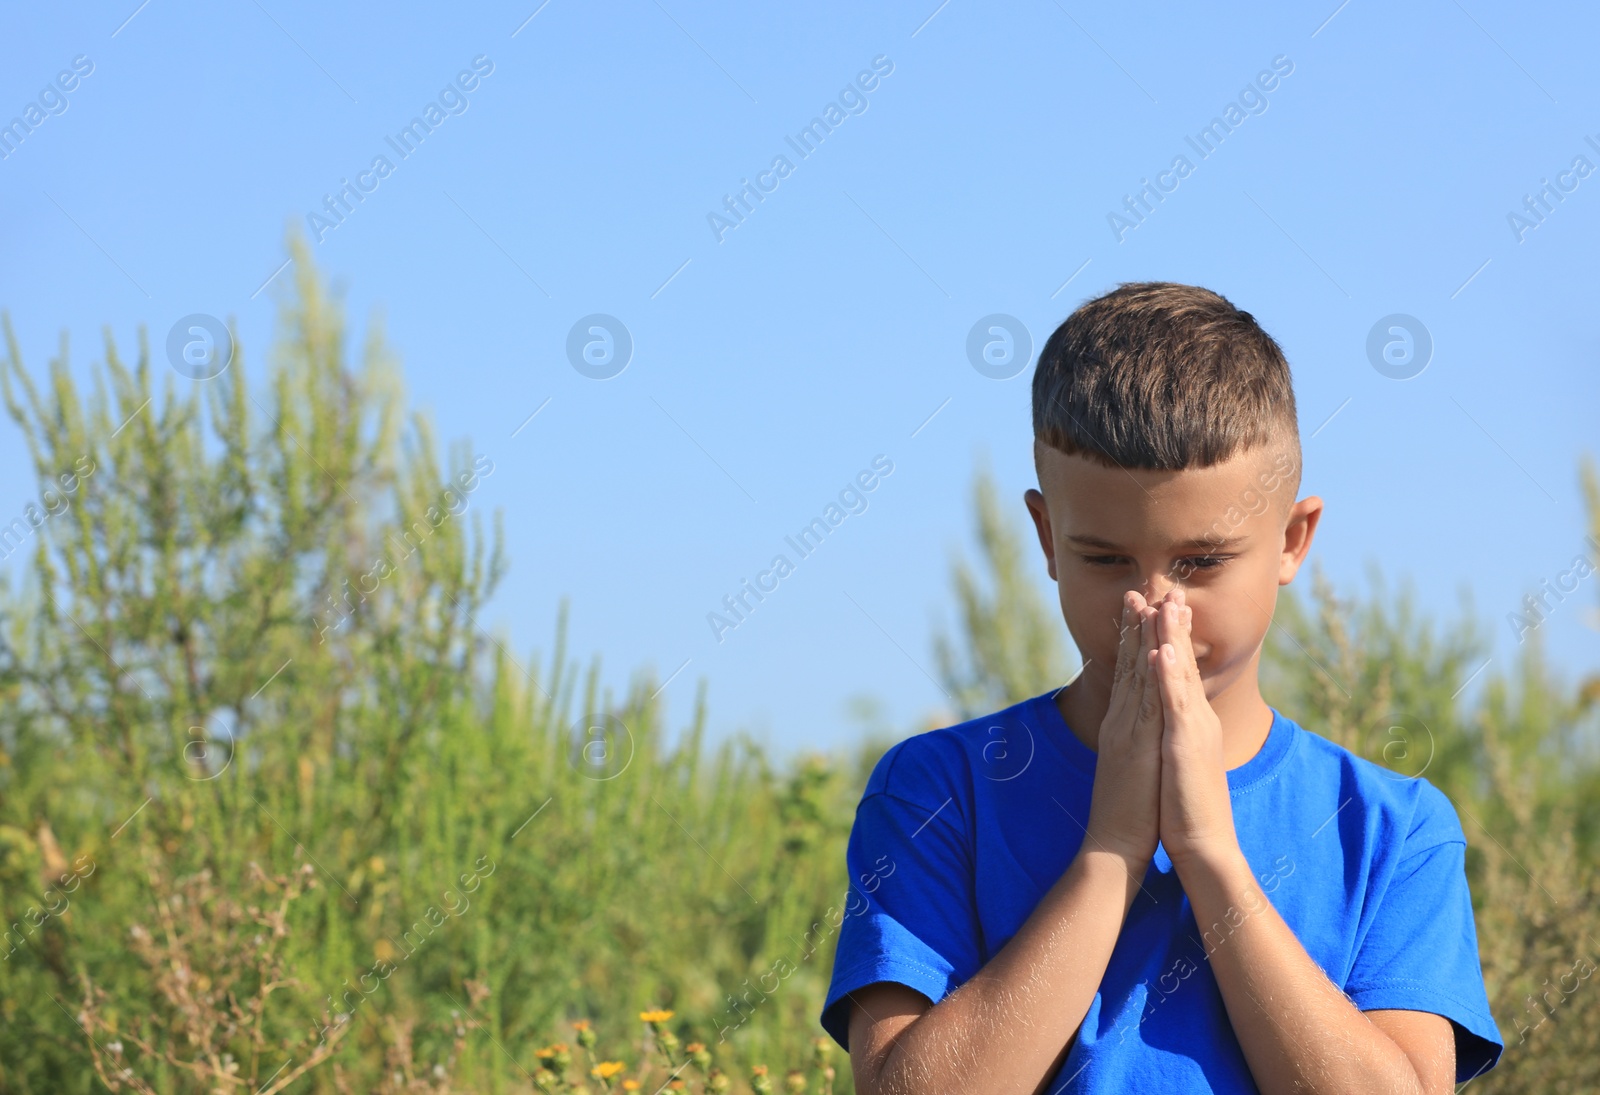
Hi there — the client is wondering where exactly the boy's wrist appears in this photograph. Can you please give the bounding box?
[1075,839,1154,880]
[1168,838,1251,888]
[1080,810,1155,861]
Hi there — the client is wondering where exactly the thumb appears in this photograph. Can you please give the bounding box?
[1154,642,1188,726]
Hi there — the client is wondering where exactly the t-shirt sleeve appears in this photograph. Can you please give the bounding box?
[817,742,983,1051]
[1343,786,1504,1082]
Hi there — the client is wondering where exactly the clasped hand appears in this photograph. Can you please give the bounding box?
[1083,587,1238,874]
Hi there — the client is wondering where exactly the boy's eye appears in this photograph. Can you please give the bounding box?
[1079,554,1232,571]
[1081,555,1127,567]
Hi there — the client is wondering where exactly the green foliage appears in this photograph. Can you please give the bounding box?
[932,455,1074,718]
[1263,560,1600,1091]
[0,239,867,1092]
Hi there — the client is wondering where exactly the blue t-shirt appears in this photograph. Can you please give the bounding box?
[819,689,1503,1092]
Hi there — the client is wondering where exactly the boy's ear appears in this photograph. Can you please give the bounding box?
[1277,495,1325,585]
[1023,488,1059,582]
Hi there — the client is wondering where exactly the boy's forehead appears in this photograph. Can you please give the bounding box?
[1035,440,1286,538]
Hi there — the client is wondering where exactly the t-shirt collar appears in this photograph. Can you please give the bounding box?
[1030,688,1296,793]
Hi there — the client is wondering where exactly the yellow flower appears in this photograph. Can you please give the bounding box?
[368,855,386,875]
[374,938,397,962]
[639,1009,674,1024]
[591,1061,626,1079]
[622,1082,640,1091]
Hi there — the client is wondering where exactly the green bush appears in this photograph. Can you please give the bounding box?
[0,238,878,1092]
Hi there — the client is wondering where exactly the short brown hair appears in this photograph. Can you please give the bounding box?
[1032,281,1300,487]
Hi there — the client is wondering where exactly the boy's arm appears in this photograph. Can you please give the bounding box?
[1176,849,1454,1094]
[1151,592,1456,1094]
[847,593,1168,1095]
[848,845,1148,1095]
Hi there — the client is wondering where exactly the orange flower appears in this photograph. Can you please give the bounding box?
[622,1082,640,1091]
[685,1042,705,1054]
[572,1017,597,1049]
[592,1061,626,1079]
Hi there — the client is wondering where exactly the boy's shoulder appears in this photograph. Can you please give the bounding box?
[860,693,1045,820]
[1284,712,1468,853]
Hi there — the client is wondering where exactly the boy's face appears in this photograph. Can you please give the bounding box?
[1024,438,1322,701]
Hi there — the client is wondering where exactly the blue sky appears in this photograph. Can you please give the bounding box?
[2,0,1597,761]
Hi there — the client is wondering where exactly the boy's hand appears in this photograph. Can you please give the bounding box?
[1151,587,1239,870]
[1082,591,1165,867]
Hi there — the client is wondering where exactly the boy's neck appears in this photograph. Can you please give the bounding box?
[1054,663,1275,771]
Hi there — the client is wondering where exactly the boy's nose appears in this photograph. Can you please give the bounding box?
[1143,577,1178,605]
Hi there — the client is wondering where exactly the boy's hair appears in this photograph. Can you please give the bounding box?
[1032,281,1302,499]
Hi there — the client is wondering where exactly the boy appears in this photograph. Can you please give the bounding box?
[818,283,1503,1093]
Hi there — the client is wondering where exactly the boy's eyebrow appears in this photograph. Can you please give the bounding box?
[1064,533,1250,552]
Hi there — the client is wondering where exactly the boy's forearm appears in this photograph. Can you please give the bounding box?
[871,847,1147,1095]
[1177,849,1428,1095]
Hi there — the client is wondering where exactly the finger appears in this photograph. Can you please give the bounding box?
[1140,643,1167,736]
[1129,602,1151,691]
[1105,602,1132,718]
[1182,604,1200,678]
[1154,639,1185,721]
[1123,593,1149,682]
[1134,606,1162,729]
[1111,592,1138,691]
[1154,628,1200,726]
[1160,598,1197,676]
[1155,596,1184,654]
[1164,600,1201,696]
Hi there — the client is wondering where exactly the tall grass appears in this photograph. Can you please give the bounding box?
[0,239,880,1091]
